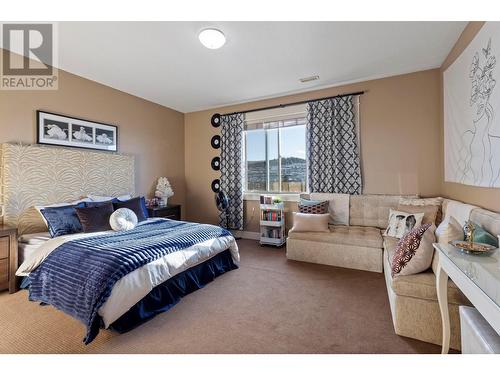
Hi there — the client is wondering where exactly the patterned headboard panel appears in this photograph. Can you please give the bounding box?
[0,143,135,234]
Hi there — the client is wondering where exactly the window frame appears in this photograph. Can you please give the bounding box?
[243,118,307,195]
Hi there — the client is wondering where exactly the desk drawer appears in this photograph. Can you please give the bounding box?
[0,236,9,259]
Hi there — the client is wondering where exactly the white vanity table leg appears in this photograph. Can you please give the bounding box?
[436,258,450,354]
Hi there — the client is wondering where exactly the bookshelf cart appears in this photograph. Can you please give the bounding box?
[259,195,286,247]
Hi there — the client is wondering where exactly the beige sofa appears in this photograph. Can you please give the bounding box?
[384,199,500,350]
[287,194,500,350]
[287,194,409,273]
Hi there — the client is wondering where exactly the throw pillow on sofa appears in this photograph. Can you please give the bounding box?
[399,197,444,223]
[298,200,329,214]
[435,216,464,244]
[397,203,440,225]
[384,209,424,239]
[291,213,330,232]
[299,198,324,206]
[391,223,435,276]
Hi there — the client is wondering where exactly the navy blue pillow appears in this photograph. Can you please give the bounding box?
[112,196,148,222]
[85,198,119,208]
[140,197,149,219]
[40,202,86,238]
[86,198,148,219]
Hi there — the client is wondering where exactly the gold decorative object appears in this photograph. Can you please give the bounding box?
[464,220,476,245]
[450,240,497,255]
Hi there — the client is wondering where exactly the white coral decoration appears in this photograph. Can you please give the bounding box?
[155,177,174,199]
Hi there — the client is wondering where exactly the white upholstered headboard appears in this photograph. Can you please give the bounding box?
[0,143,135,234]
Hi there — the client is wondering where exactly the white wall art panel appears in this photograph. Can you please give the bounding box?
[444,22,500,187]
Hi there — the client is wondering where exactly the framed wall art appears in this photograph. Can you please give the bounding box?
[37,110,118,152]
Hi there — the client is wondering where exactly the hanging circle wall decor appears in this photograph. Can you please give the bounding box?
[211,135,221,149]
[211,156,221,170]
[211,113,221,127]
[211,179,220,192]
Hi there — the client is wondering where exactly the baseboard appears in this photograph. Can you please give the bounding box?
[232,230,260,240]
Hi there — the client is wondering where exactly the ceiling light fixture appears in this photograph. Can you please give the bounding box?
[198,28,226,49]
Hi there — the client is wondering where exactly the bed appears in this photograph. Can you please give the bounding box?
[16,217,239,344]
[1,143,239,344]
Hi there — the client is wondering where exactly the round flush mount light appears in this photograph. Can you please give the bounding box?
[198,28,226,49]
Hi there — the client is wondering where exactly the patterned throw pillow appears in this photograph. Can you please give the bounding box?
[384,209,424,239]
[391,223,435,277]
[298,200,329,214]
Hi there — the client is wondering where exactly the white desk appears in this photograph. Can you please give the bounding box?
[434,243,500,354]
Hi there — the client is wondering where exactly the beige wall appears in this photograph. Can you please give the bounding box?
[440,22,500,212]
[184,69,442,230]
[0,54,186,215]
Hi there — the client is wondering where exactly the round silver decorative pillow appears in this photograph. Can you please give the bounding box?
[110,208,138,231]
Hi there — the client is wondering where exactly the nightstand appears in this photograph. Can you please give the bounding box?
[0,226,18,293]
[147,204,181,221]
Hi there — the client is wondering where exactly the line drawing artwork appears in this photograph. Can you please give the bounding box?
[456,38,499,187]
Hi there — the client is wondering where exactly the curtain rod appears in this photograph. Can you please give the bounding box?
[222,91,365,117]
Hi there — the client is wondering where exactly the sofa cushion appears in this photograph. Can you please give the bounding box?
[391,270,468,305]
[470,207,500,238]
[349,194,416,229]
[399,197,444,224]
[397,203,440,225]
[384,236,468,305]
[289,225,383,249]
[309,193,350,225]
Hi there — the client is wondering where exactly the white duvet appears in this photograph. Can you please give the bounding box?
[16,219,240,328]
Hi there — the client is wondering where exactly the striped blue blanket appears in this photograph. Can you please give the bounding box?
[28,219,232,344]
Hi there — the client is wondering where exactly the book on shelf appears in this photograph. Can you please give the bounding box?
[262,228,282,239]
[261,210,282,221]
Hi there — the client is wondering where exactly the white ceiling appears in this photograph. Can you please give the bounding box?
[52,22,466,113]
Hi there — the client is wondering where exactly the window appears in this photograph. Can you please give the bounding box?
[244,117,307,193]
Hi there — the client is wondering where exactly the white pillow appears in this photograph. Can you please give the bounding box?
[435,216,463,244]
[291,213,330,233]
[384,209,424,239]
[88,194,132,202]
[110,208,138,231]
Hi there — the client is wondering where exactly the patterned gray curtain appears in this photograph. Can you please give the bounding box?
[219,113,244,230]
[306,95,362,194]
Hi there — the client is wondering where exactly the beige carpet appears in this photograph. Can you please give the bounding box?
[0,239,443,354]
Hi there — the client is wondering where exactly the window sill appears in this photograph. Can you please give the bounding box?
[243,192,302,202]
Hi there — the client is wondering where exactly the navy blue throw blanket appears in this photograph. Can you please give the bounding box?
[28,219,232,344]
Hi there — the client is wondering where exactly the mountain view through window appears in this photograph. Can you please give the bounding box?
[245,119,306,193]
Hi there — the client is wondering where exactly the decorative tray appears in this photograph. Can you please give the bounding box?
[450,240,498,256]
